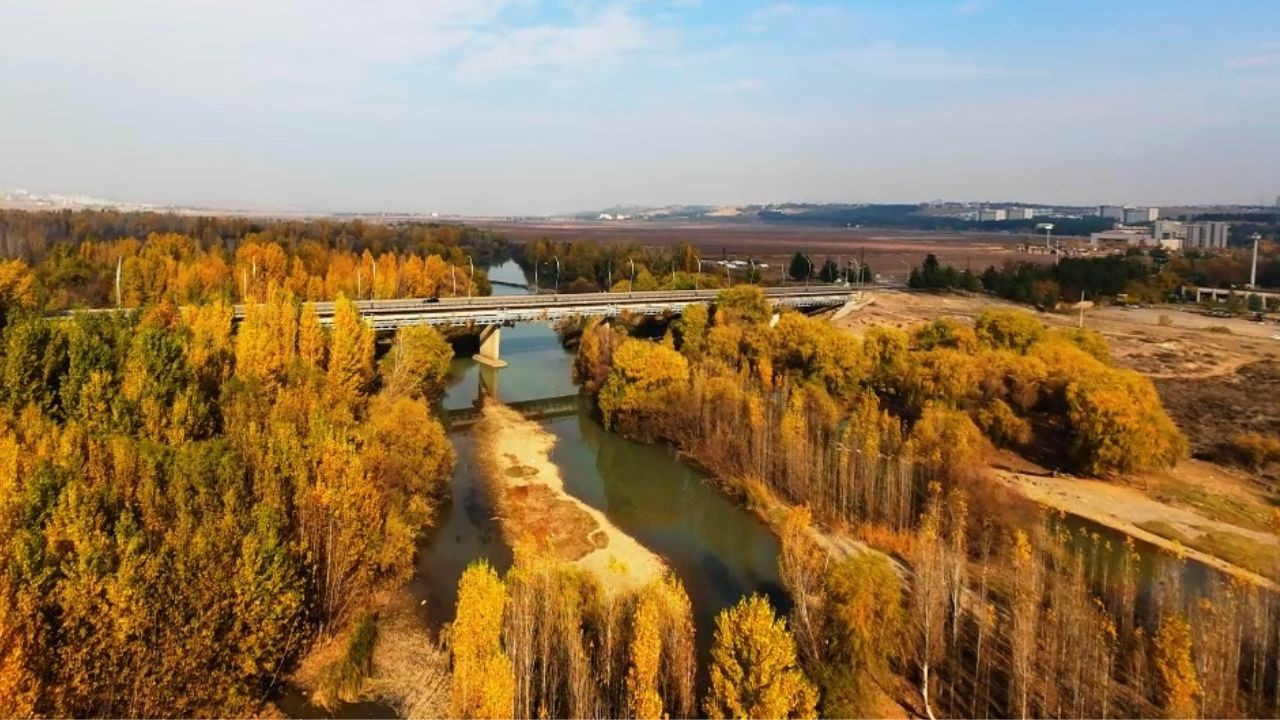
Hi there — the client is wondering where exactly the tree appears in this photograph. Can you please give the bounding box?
[788,252,811,282]
[627,591,664,719]
[597,339,689,431]
[379,324,452,400]
[704,594,817,719]
[326,295,375,405]
[818,258,839,283]
[974,309,1045,352]
[1154,614,1201,719]
[451,561,515,719]
[822,553,904,716]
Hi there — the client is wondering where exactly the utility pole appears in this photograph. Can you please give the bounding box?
[467,255,474,299]
[553,255,561,294]
[1078,289,1086,329]
[607,260,612,290]
[629,258,635,295]
[115,256,123,309]
[451,266,456,296]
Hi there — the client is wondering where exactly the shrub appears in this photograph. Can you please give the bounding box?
[1223,433,1280,472]
[974,309,1045,352]
[1065,369,1188,475]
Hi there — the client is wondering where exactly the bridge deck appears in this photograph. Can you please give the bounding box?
[233,286,859,329]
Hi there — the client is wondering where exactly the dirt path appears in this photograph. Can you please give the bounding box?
[994,468,1279,589]
[474,403,666,598]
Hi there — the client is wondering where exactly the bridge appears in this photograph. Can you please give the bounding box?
[234,286,859,367]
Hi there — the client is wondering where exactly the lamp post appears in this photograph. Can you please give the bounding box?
[607,260,612,290]
[1037,222,1056,264]
[466,254,473,299]
[629,258,635,295]
[553,255,561,294]
[804,255,812,287]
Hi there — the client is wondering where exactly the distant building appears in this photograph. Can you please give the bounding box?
[977,208,1007,222]
[1150,220,1185,249]
[1122,207,1159,223]
[1097,205,1125,220]
[1006,207,1034,220]
[1185,221,1230,250]
[1090,227,1152,248]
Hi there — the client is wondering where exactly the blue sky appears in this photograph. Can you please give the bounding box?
[1,0,1277,214]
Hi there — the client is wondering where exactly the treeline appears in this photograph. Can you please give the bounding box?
[0,289,455,715]
[447,552,815,719]
[517,238,715,293]
[911,248,1280,307]
[0,209,508,308]
[567,288,1280,717]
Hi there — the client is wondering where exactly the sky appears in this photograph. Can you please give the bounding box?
[1,0,1278,215]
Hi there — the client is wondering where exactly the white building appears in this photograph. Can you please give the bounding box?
[1097,205,1125,220]
[1185,221,1230,250]
[1122,207,1159,223]
[977,208,1007,222]
[1090,227,1152,247]
[1006,207,1034,220]
[1150,220,1185,250]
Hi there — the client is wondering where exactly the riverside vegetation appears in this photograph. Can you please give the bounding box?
[573,285,1280,719]
[2,208,1278,719]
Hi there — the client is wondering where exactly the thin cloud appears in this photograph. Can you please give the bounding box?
[1226,43,1280,70]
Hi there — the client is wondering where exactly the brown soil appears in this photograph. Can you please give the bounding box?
[477,220,1053,283]
[1155,360,1280,461]
[501,483,601,561]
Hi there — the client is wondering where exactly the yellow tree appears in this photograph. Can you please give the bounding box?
[451,560,515,719]
[1155,614,1200,719]
[627,591,664,719]
[326,295,374,406]
[704,594,818,719]
[298,302,327,368]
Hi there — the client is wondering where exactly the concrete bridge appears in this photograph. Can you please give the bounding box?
[234,286,859,367]
[1189,285,1280,304]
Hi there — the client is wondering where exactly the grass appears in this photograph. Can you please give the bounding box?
[1150,475,1274,533]
[1136,520,1280,584]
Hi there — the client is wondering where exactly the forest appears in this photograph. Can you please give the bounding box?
[0,209,506,309]
[572,287,1280,718]
[0,281,456,714]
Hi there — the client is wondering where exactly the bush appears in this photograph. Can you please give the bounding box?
[1223,433,1280,472]
[976,398,1033,448]
[974,309,1045,352]
[1065,369,1188,475]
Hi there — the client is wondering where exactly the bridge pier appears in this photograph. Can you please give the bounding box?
[478,362,501,401]
[472,325,508,368]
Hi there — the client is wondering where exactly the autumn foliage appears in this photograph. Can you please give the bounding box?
[0,289,454,715]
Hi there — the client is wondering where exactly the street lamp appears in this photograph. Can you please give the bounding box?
[607,260,613,290]
[629,258,635,295]
[1037,223,1056,264]
[804,255,812,287]
[466,254,473,299]
[553,255,561,294]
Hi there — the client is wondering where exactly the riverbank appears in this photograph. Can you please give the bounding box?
[474,403,666,597]
[995,465,1280,589]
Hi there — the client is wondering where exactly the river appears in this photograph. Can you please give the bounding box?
[415,260,786,647]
